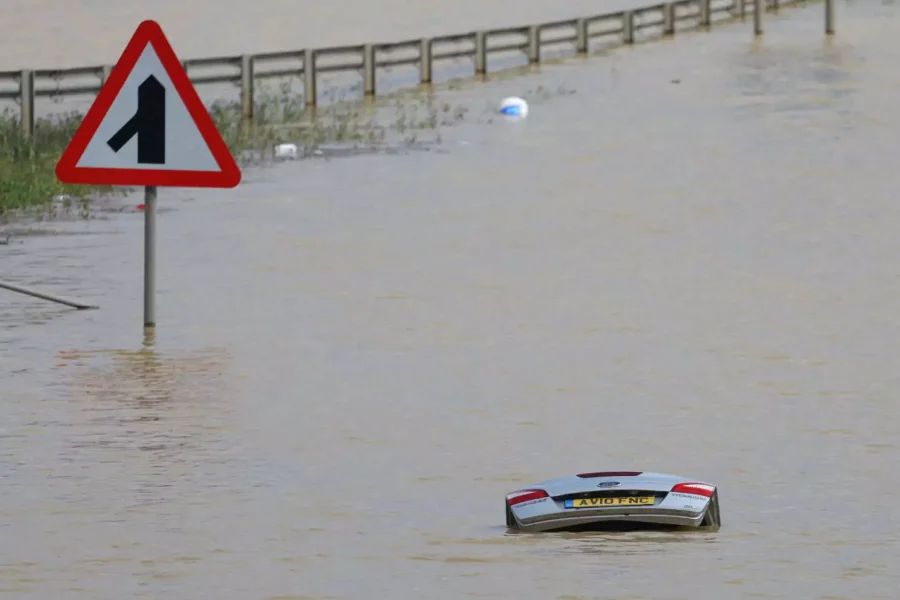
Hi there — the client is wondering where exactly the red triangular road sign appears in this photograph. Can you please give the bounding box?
[56,20,241,188]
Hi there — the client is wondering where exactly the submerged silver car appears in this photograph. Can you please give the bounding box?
[505,471,721,532]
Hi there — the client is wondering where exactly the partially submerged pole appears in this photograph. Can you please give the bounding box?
[143,185,157,330]
[0,279,98,309]
[754,0,763,35]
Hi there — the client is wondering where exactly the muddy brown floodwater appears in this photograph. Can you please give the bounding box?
[3,1,900,599]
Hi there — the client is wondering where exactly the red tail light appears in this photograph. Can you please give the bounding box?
[671,482,715,497]
[506,489,549,506]
[577,471,642,478]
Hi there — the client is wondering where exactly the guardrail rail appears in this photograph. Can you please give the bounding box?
[0,0,813,139]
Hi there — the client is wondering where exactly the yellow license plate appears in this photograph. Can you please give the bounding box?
[568,496,655,508]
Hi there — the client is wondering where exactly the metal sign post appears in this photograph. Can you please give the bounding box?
[143,185,158,329]
[55,20,241,333]
[754,0,763,35]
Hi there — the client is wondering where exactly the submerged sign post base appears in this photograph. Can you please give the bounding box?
[55,20,242,332]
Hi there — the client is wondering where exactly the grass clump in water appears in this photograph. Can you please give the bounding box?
[210,80,468,162]
[0,108,121,219]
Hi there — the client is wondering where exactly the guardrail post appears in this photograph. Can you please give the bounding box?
[304,49,317,106]
[363,44,375,96]
[622,11,635,44]
[528,25,540,63]
[475,31,487,74]
[576,18,588,53]
[825,0,834,34]
[240,55,254,123]
[734,0,745,19]
[19,70,34,140]
[754,0,763,34]
[420,38,433,83]
[700,0,711,26]
[664,3,676,34]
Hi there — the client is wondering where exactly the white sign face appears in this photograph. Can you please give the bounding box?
[56,20,241,188]
[75,44,221,172]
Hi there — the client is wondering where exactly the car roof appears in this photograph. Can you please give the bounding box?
[523,471,710,497]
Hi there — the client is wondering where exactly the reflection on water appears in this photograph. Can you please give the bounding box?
[548,530,719,556]
[732,41,862,120]
[55,344,232,454]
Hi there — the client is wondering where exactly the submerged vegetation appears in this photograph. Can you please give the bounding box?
[0,78,470,221]
[0,71,573,223]
[0,108,117,218]
[209,80,470,163]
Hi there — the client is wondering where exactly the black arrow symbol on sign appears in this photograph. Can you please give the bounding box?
[107,75,166,164]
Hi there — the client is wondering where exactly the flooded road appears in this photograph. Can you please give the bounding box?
[4,1,900,599]
[4,0,699,70]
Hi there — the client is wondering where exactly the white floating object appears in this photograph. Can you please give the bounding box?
[499,96,528,118]
[274,143,298,159]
